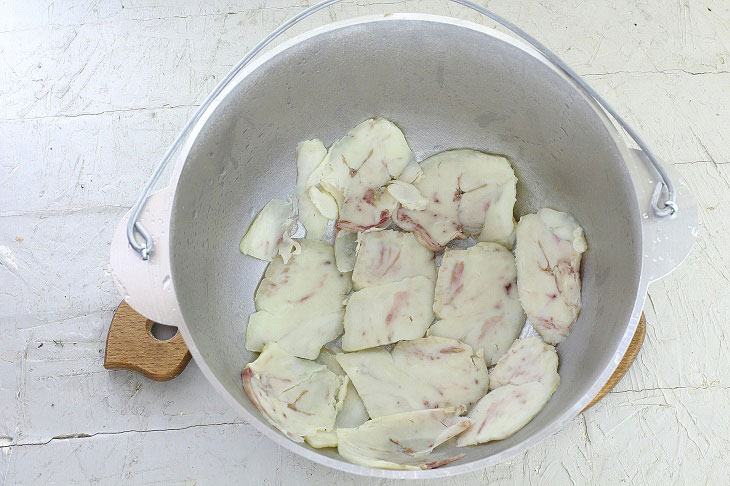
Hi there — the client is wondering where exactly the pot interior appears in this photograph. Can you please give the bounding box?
[170,15,642,475]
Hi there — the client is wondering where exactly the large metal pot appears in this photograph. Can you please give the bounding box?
[109,8,697,479]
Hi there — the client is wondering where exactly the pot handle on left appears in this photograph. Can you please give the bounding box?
[627,149,699,283]
[106,187,190,381]
[110,186,183,325]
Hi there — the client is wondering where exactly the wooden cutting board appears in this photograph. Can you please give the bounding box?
[103,301,191,381]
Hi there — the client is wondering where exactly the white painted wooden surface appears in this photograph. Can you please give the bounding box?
[1,0,728,484]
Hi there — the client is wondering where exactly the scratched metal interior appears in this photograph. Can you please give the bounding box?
[170,16,641,476]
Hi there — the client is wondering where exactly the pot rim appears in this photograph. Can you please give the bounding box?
[169,13,648,479]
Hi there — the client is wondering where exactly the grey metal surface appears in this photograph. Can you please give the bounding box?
[165,15,649,478]
[626,149,698,283]
[127,0,678,261]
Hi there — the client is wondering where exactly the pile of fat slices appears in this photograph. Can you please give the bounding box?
[238,118,588,470]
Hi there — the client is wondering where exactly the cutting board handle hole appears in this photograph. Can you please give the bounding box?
[148,322,179,342]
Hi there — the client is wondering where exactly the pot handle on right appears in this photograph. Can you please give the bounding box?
[628,149,698,283]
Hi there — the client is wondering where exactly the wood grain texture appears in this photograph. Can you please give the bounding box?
[104,301,191,381]
[584,314,646,411]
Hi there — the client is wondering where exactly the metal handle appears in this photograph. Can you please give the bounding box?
[127,0,678,260]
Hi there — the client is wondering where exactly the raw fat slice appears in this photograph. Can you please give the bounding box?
[456,382,553,446]
[296,139,330,239]
[489,336,560,391]
[241,343,347,443]
[307,118,415,232]
[387,180,429,210]
[398,158,424,184]
[239,198,299,262]
[515,208,587,344]
[317,348,370,428]
[246,311,344,362]
[394,150,517,250]
[342,276,434,351]
[336,336,489,418]
[334,230,358,273]
[337,407,471,470]
[391,336,490,410]
[351,229,436,290]
[304,348,370,448]
[246,239,352,359]
[428,242,525,365]
[457,337,561,446]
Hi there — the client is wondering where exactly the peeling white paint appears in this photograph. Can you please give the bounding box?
[0,246,18,271]
[0,0,728,484]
